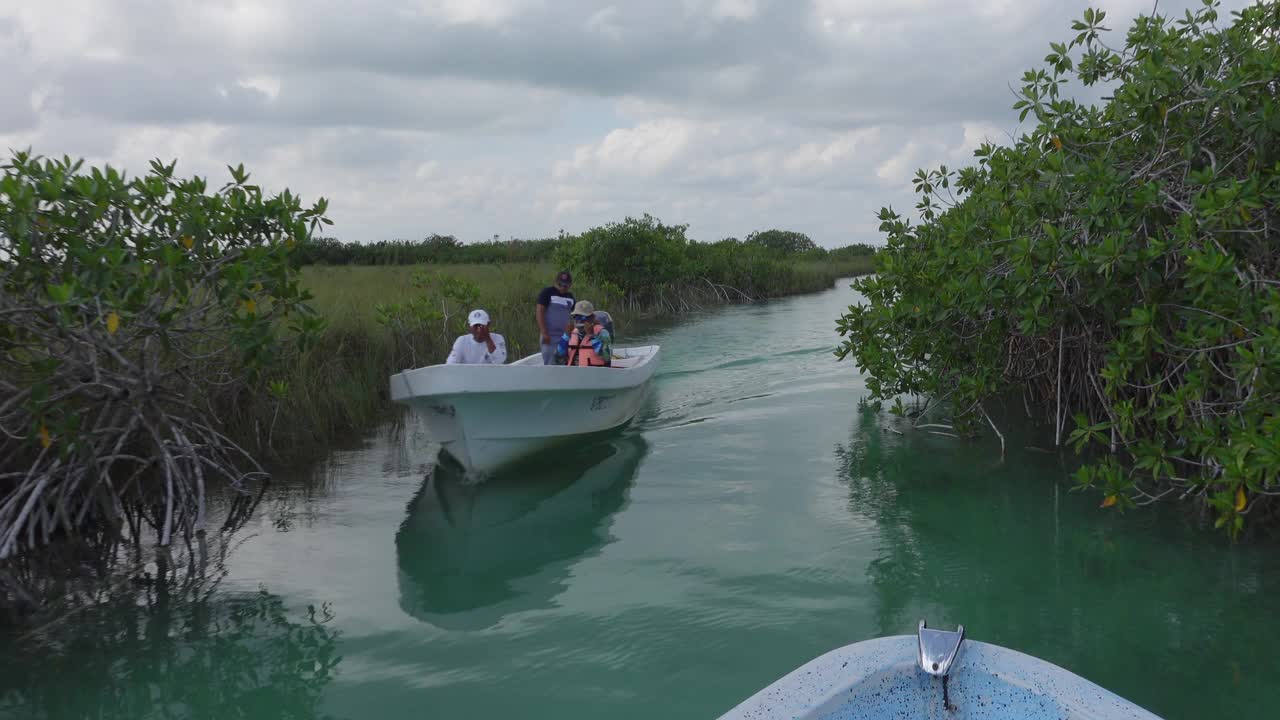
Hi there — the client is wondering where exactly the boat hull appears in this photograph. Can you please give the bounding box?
[400,384,652,473]
[390,346,659,474]
[719,635,1162,720]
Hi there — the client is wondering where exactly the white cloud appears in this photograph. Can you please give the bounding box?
[814,0,1017,26]
[950,121,1008,164]
[205,0,288,39]
[237,75,281,101]
[414,160,440,180]
[408,0,545,25]
[813,0,933,31]
[682,0,759,21]
[108,124,228,177]
[712,0,759,20]
[585,6,623,39]
[558,118,702,180]
[782,128,881,177]
[876,141,923,185]
[0,0,1259,246]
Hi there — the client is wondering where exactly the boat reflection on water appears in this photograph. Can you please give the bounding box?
[394,430,648,630]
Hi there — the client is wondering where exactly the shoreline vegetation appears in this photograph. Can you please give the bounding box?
[273,250,873,464]
[0,151,874,596]
[248,216,877,466]
[837,1,1279,534]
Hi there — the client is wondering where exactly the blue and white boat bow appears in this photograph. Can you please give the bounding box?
[719,620,1162,719]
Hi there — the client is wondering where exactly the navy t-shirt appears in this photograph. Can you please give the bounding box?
[537,286,576,337]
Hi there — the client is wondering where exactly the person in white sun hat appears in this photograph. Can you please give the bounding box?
[446,308,507,365]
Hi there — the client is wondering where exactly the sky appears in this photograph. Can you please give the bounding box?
[0,0,1256,247]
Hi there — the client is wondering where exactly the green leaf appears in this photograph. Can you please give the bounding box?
[44,282,73,303]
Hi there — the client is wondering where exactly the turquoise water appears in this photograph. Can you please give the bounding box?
[2,280,1277,719]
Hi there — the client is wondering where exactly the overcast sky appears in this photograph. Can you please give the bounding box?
[0,0,1254,247]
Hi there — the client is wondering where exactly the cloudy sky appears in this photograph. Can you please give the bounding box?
[0,0,1253,247]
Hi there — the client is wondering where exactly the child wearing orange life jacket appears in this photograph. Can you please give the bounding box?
[554,300,613,367]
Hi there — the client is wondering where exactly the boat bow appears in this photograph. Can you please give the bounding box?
[719,621,1162,719]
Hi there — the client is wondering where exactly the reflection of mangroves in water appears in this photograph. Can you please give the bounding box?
[0,569,341,719]
[832,409,1280,719]
[395,432,648,630]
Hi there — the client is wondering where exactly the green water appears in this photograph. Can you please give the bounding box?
[2,280,1278,719]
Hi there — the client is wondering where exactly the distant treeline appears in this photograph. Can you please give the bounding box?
[294,230,878,266]
[294,234,561,265]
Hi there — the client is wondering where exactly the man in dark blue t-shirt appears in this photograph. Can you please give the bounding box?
[536,270,576,365]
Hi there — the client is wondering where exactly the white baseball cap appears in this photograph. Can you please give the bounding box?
[467,309,490,326]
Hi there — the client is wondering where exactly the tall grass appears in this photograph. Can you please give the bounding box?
[234,258,874,463]
[304,263,568,356]
[794,258,876,294]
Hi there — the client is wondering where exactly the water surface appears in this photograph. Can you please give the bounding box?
[2,280,1277,719]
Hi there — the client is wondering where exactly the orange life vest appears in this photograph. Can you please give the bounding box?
[567,325,610,367]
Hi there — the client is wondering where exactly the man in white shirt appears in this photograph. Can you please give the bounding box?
[446,309,507,365]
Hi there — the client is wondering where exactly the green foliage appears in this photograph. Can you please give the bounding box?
[825,243,879,262]
[836,1,1280,534]
[295,234,564,266]
[0,151,328,555]
[554,214,697,304]
[295,219,877,309]
[374,270,481,368]
[746,229,820,255]
[553,215,875,306]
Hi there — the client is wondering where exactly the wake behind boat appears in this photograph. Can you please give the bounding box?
[390,345,660,474]
[719,621,1161,719]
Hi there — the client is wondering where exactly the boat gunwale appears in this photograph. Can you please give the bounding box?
[391,345,661,402]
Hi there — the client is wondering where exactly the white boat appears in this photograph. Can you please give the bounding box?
[719,621,1162,719]
[389,345,660,474]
